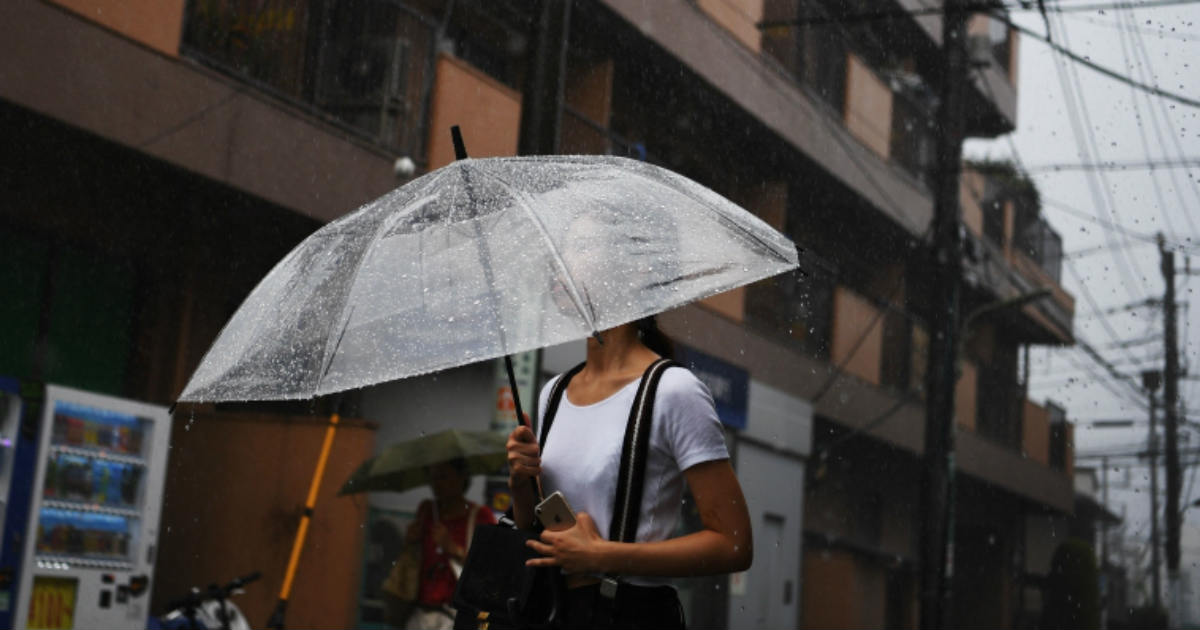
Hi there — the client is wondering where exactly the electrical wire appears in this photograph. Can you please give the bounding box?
[1064,240,1156,260]
[1120,4,1200,236]
[1063,8,1200,41]
[1051,10,1153,306]
[756,0,1200,29]
[996,12,1200,109]
[1019,157,1200,173]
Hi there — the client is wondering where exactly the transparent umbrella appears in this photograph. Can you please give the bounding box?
[178,149,798,404]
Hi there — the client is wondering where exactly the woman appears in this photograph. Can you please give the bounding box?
[505,317,753,629]
[400,458,496,630]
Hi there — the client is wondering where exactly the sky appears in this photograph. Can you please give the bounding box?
[963,0,1200,603]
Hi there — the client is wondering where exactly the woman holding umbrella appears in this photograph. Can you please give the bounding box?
[506,317,753,630]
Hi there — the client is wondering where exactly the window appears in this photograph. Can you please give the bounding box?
[183,0,436,154]
[762,0,847,114]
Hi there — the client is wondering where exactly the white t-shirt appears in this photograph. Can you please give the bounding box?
[536,366,729,582]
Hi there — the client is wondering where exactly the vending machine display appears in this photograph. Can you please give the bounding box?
[13,386,171,630]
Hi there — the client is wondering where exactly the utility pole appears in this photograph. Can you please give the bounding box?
[1101,455,1110,566]
[919,0,969,627]
[518,0,572,157]
[1158,233,1182,622]
[1144,369,1163,610]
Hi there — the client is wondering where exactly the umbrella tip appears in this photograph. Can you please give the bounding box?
[451,126,468,160]
[592,330,605,346]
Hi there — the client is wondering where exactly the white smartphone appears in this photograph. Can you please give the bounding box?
[534,491,577,531]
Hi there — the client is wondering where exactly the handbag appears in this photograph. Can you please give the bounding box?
[452,359,679,630]
[381,507,425,627]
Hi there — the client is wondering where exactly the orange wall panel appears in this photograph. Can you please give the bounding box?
[48,0,184,56]
[832,287,884,385]
[696,0,763,53]
[1023,400,1051,466]
[844,55,893,159]
[956,360,978,431]
[802,550,858,628]
[802,549,889,629]
[960,168,986,238]
[566,59,614,126]
[699,287,746,322]
[426,55,522,169]
[153,411,376,629]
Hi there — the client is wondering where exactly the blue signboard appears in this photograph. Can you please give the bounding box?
[676,346,749,430]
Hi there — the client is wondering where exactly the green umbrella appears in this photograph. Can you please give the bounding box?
[339,428,508,495]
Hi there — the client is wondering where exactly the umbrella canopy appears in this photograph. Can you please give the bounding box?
[179,154,798,403]
[339,428,508,495]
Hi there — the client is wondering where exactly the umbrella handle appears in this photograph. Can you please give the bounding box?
[505,355,545,503]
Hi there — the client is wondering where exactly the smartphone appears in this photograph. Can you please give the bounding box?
[535,491,577,531]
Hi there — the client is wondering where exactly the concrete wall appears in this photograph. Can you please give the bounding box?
[0,0,399,226]
[47,0,184,56]
[600,0,934,236]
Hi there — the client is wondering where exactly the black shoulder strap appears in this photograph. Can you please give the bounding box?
[609,358,678,543]
[538,362,586,449]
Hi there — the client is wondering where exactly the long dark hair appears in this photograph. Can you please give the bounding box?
[636,316,674,359]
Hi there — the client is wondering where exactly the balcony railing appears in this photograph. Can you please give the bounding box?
[182,0,437,156]
[1015,217,1063,284]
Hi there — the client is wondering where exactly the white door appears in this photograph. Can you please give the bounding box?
[728,441,804,629]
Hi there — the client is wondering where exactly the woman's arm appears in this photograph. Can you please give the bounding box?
[526,459,752,576]
[506,425,542,530]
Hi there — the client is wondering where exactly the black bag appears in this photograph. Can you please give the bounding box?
[450,523,563,629]
[452,359,678,630]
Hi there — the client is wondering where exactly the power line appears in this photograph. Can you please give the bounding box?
[1064,240,1156,260]
[1064,11,1200,42]
[757,0,1200,29]
[998,12,1200,110]
[1042,195,1200,253]
[1046,12,1151,308]
[1119,3,1200,236]
[1021,157,1200,173]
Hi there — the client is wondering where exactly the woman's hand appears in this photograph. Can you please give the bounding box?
[506,425,541,486]
[525,512,606,574]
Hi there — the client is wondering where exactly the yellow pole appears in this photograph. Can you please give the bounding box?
[269,413,340,629]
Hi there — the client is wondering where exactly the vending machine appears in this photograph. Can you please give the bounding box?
[12,385,172,630]
[0,378,41,628]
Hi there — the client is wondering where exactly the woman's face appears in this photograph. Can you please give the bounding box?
[428,462,466,501]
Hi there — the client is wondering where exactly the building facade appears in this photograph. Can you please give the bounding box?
[0,0,1078,627]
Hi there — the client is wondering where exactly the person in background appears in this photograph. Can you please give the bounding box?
[397,458,496,630]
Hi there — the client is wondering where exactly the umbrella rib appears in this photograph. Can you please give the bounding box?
[315,192,443,395]
[474,169,599,334]
[631,168,797,265]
